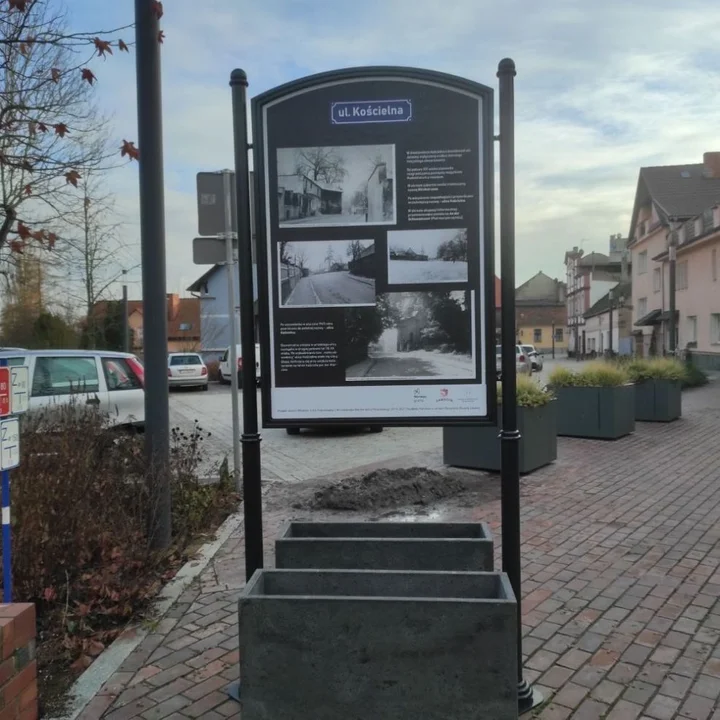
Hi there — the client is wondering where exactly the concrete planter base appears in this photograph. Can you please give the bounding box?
[442,401,557,474]
[554,384,635,439]
[238,569,518,720]
[275,521,493,572]
[635,379,682,422]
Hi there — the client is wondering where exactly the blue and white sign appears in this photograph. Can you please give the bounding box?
[331,99,412,125]
[0,417,19,471]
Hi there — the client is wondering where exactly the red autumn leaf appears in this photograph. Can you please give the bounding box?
[118,39,129,52]
[16,222,30,240]
[47,232,57,249]
[9,240,24,253]
[157,30,165,44]
[51,67,61,83]
[65,170,81,187]
[23,184,31,196]
[31,229,45,241]
[120,140,139,161]
[81,68,96,85]
[93,37,113,58]
[19,42,28,56]
[43,587,57,602]
[7,0,29,11]
[87,639,105,657]
[54,123,69,137]
[152,1,163,19]
[70,654,92,672]
[37,122,47,133]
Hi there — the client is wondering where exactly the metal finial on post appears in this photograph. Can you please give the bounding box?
[497,58,542,715]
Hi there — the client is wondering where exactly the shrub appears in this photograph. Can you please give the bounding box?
[205,359,221,382]
[549,362,629,388]
[626,357,686,382]
[497,376,553,407]
[683,361,709,389]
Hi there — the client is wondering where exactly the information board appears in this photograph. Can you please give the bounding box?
[10,366,28,415]
[0,417,19,470]
[252,68,496,426]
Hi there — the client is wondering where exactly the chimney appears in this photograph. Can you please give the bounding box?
[166,293,180,321]
[703,152,720,178]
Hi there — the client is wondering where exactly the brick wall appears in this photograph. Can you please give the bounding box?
[0,604,37,720]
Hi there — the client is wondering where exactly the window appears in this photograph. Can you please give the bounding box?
[102,358,142,391]
[686,316,697,344]
[554,327,564,342]
[713,248,717,282]
[676,261,688,291]
[711,314,720,345]
[179,322,193,331]
[653,267,661,292]
[637,297,648,318]
[31,356,100,397]
[170,355,202,366]
[637,250,648,274]
[533,329,542,343]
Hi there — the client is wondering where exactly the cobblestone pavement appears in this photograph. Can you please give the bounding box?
[91,382,720,719]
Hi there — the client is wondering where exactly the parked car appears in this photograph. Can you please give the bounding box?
[0,349,145,430]
[167,353,208,391]
[219,343,262,387]
[495,344,532,379]
[521,344,544,372]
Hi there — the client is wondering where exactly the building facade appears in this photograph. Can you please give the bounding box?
[582,282,632,356]
[515,271,567,353]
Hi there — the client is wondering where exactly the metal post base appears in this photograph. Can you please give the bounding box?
[227,680,241,702]
[519,679,544,715]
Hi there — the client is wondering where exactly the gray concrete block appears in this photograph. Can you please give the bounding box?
[238,569,518,720]
[275,521,494,572]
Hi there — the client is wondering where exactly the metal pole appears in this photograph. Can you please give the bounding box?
[551,321,556,359]
[0,357,10,603]
[669,239,677,354]
[497,58,540,715]
[122,274,130,353]
[608,290,614,355]
[222,170,242,490]
[134,0,170,549]
[230,69,264,581]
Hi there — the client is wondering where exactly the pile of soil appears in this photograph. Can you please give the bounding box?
[309,467,467,511]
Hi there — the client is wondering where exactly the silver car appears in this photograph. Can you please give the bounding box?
[521,345,544,372]
[167,353,208,390]
[495,344,532,379]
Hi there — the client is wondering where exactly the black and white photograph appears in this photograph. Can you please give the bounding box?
[345,290,475,381]
[277,145,396,227]
[279,239,376,307]
[387,228,469,284]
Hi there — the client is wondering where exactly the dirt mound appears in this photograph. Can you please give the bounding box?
[309,467,466,511]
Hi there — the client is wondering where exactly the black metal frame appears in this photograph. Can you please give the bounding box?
[251,66,497,429]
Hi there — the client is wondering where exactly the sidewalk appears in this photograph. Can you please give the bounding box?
[89,383,720,719]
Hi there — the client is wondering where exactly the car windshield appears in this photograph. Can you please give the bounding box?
[170,355,202,366]
[522,346,534,354]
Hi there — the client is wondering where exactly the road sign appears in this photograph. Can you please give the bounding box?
[0,368,9,417]
[193,236,230,265]
[0,417,19,470]
[197,171,238,236]
[10,366,28,415]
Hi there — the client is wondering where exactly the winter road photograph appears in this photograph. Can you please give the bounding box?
[387,228,469,284]
[279,239,376,308]
[345,290,475,381]
[277,145,396,227]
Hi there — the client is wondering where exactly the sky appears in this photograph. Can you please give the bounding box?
[67,0,720,300]
[388,229,464,258]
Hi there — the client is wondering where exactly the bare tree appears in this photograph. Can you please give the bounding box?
[346,239,366,262]
[294,147,347,186]
[324,244,336,271]
[292,245,308,270]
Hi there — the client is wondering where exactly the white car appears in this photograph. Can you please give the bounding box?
[521,345,544,372]
[0,349,145,431]
[495,344,532,379]
[168,353,208,391]
[220,343,261,387]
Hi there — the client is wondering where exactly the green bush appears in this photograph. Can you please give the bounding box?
[549,361,629,388]
[497,376,554,407]
[683,361,709,389]
[626,357,686,382]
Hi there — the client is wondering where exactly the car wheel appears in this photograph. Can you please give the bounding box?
[219,374,229,385]
[286,427,301,436]
[202,384,209,391]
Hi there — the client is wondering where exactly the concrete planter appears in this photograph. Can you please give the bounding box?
[275,521,493,572]
[554,384,635,439]
[634,379,682,422]
[442,401,557,474]
[238,569,518,720]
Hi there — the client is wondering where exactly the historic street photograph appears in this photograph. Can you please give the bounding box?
[345,290,475,380]
[277,145,396,227]
[387,228,469,284]
[279,239,376,307]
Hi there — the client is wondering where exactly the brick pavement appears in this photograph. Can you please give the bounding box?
[90,383,720,719]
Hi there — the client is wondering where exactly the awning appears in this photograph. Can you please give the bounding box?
[634,309,662,327]
[658,310,679,323]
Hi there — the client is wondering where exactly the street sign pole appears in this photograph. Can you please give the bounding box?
[222,169,242,490]
[497,58,541,714]
[0,358,9,603]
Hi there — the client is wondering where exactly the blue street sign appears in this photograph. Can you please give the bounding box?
[331,99,413,125]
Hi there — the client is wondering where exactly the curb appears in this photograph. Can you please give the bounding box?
[48,510,244,720]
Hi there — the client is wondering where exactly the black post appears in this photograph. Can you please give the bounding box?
[134,0,170,549]
[551,321,556,359]
[668,238,677,354]
[122,273,130,353]
[497,58,540,715]
[230,69,264,582]
[608,290,614,355]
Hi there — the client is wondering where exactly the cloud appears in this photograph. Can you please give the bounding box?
[68,0,720,300]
